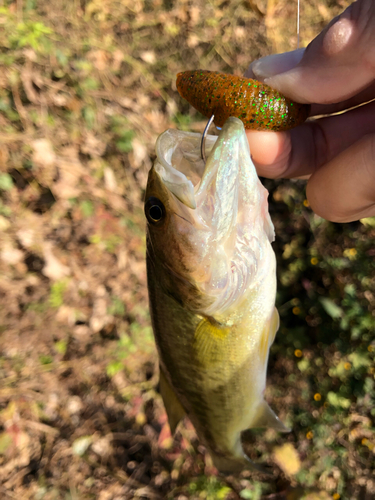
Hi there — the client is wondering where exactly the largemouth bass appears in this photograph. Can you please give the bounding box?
[145,117,288,473]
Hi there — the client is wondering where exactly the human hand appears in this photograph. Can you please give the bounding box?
[244,0,375,223]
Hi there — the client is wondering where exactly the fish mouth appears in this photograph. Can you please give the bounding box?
[155,117,253,205]
[155,117,263,231]
[195,117,252,240]
[154,117,274,315]
[155,128,217,210]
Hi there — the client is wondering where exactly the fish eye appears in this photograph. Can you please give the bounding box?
[145,197,166,225]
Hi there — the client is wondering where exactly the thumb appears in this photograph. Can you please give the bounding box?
[249,0,375,104]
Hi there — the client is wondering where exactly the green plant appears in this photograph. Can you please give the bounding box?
[110,115,135,153]
[0,173,13,191]
[49,280,68,308]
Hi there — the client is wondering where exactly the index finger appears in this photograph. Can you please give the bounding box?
[248,0,375,106]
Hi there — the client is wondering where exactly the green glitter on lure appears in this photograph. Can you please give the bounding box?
[176,70,310,131]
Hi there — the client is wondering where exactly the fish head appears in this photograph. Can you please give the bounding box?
[145,117,275,316]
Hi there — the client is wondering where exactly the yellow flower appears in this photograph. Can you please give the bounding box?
[306,431,313,440]
[303,199,310,207]
[310,257,318,265]
[333,494,340,500]
[314,393,321,401]
[294,349,302,358]
[292,306,301,315]
[344,362,351,370]
[361,437,374,450]
[343,248,357,260]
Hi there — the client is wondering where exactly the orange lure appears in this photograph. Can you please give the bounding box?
[176,70,310,131]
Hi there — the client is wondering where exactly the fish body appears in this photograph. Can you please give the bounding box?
[176,70,310,131]
[145,118,288,473]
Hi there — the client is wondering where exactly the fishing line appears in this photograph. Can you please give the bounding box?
[297,0,300,49]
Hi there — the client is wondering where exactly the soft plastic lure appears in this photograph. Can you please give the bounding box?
[176,70,310,131]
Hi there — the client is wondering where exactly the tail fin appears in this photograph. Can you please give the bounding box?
[208,400,290,475]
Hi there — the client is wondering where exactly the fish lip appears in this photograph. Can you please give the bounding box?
[154,118,246,213]
[155,130,196,209]
[194,117,257,239]
[195,117,245,202]
[155,128,217,209]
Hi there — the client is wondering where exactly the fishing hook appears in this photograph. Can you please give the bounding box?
[200,114,215,163]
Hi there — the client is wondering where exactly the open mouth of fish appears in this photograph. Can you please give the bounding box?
[151,117,275,316]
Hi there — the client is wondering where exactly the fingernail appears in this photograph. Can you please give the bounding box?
[251,48,305,80]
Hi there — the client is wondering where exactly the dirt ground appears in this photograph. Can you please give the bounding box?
[0,0,374,499]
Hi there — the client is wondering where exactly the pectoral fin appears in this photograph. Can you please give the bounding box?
[259,307,280,365]
[269,307,280,346]
[194,317,230,366]
[251,400,290,433]
[159,366,185,435]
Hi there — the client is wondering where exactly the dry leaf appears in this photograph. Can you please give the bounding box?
[53,149,84,199]
[81,132,107,157]
[31,139,57,186]
[0,144,9,170]
[87,49,109,71]
[1,243,24,266]
[92,435,112,458]
[103,166,118,192]
[140,50,156,64]
[31,139,56,168]
[42,242,71,281]
[273,442,301,475]
[131,138,148,169]
[0,215,11,231]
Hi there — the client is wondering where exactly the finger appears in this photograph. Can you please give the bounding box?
[247,125,315,178]
[310,81,375,117]
[244,48,305,80]
[246,130,291,174]
[246,54,375,117]
[306,133,375,222]
[246,99,375,179]
[250,0,375,104]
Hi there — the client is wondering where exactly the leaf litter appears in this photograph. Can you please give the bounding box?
[0,0,374,499]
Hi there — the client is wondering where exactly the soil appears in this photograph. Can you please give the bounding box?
[0,1,374,499]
